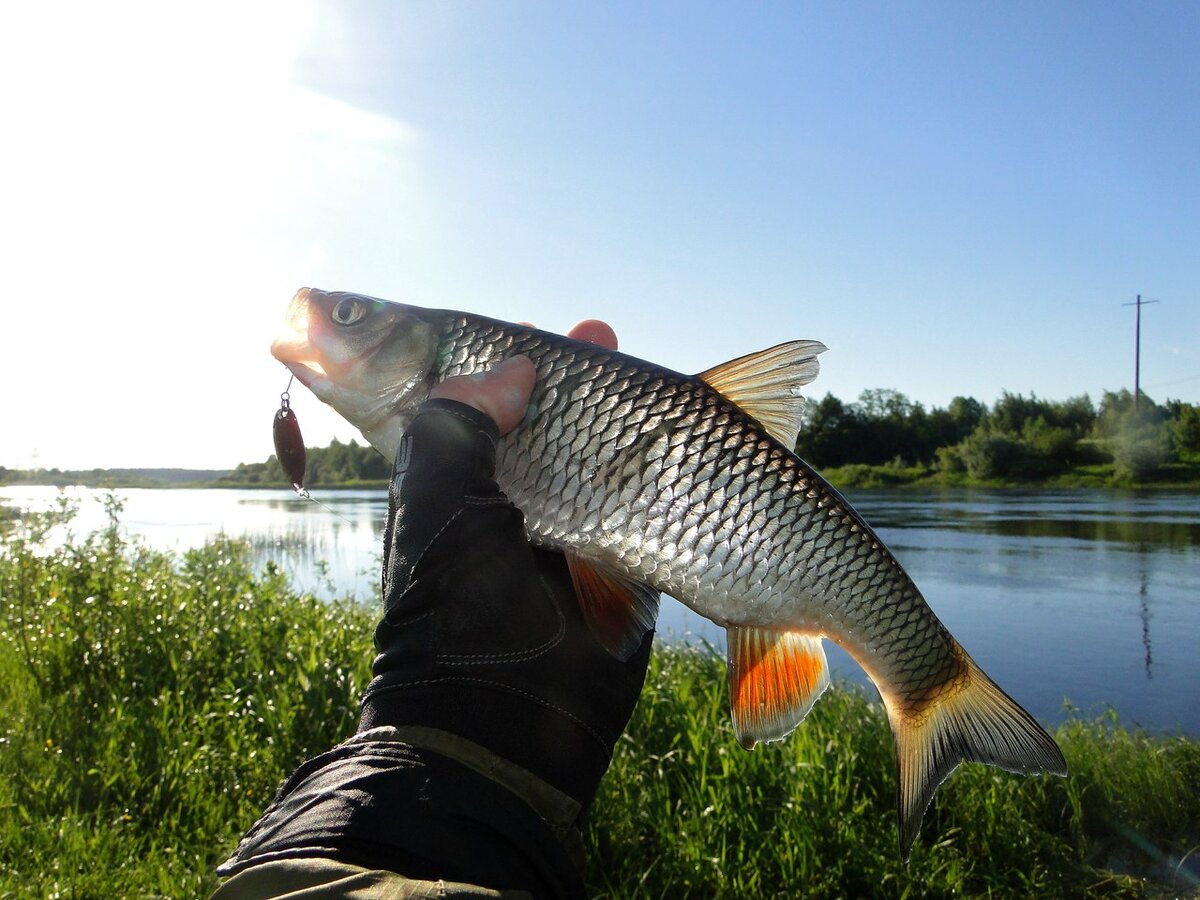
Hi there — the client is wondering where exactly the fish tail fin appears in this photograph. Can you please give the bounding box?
[883,644,1067,860]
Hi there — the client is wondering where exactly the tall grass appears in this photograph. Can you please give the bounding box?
[0,499,374,897]
[1,501,1197,897]
[589,649,1200,897]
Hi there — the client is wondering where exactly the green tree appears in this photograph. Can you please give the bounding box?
[796,394,858,466]
[948,396,987,433]
[1166,401,1200,458]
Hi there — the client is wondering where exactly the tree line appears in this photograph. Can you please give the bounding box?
[6,391,1196,492]
[795,388,1200,483]
[217,437,391,487]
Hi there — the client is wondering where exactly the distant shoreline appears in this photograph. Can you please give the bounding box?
[3,466,1198,492]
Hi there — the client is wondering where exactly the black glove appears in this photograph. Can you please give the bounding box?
[217,399,653,895]
[359,398,654,812]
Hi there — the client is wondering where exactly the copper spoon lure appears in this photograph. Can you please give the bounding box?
[273,377,308,495]
[273,376,355,526]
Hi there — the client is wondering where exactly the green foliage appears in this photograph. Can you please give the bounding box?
[948,393,1099,481]
[218,437,390,488]
[0,500,374,896]
[1022,417,1077,465]
[2,508,1198,896]
[0,468,229,489]
[1093,391,1178,483]
[588,649,1199,898]
[798,390,978,469]
[1167,401,1200,458]
[934,444,966,474]
[819,460,931,489]
[797,388,1199,486]
[956,430,1032,480]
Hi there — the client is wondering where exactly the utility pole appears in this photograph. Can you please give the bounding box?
[1122,294,1160,411]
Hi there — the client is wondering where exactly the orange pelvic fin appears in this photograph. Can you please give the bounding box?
[883,644,1068,860]
[565,553,660,661]
[727,625,830,749]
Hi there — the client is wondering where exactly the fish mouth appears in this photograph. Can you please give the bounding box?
[276,357,326,389]
[271,287,328,389]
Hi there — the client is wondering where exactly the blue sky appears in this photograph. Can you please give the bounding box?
[2,1,1197,469]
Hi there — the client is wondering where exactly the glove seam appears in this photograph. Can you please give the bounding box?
[462,495,510,507]
[385,508,464,607]
[389,503,519,605]
[439,569,567,665]
[417,401,499,451]
[381,606,434,629]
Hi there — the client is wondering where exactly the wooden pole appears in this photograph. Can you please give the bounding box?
[1122,295,1160,412]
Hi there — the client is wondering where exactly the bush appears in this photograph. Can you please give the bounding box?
[1111,426,1170,483]
[957,431,1030,480]
[1022,417,1077,468]
[934,444,966,474]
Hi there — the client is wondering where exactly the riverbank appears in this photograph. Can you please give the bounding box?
[1,506,1197,896]
[820,460,1200,491]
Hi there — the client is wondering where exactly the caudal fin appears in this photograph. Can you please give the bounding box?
[883,645,1067,859]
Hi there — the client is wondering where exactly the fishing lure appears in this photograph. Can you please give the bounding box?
[273,379,307,494]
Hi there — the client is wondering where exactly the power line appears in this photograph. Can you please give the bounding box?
[1121,294,1160,411]
[1143,373,1200,390]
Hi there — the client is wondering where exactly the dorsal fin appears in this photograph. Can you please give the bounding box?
[565,552,660,661]
[697,340,827,448]
[727,625,830,749]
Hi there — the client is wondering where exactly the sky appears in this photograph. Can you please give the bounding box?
[2,1,1197,470]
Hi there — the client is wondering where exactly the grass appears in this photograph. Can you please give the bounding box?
[589,650,1200,898]
[1,503,1197,898]
[0,500,374,898]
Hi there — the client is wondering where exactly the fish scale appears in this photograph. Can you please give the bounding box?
[272,287,1067,857]
[431,312,960,707]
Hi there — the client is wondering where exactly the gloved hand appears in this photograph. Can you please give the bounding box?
[359,342,653,820]
[217,331,647,896]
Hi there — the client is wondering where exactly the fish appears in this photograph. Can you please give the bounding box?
[270,286,1067,857]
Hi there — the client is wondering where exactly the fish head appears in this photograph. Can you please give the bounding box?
[271,287,440,457]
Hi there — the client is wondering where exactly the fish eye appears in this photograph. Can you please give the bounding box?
[331,298,366,326]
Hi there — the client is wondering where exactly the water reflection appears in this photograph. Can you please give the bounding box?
[0,486,390,602]
[1137,556,1152,679]
[857,489,1200,550]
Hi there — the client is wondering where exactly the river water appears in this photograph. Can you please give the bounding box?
[3,485,1197,735]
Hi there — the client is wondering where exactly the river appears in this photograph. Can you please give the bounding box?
[3,485,1197,735]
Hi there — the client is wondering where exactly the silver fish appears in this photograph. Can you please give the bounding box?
[271,287,1066,856]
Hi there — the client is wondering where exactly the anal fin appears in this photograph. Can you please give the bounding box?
[565,553,660,661]
[727,625,830,749]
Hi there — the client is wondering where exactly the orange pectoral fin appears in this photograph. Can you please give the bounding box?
[565,553,660,661]
[727,626,830,749]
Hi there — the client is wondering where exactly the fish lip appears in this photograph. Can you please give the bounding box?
[277,358,325,389]
[271,290,324,387]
